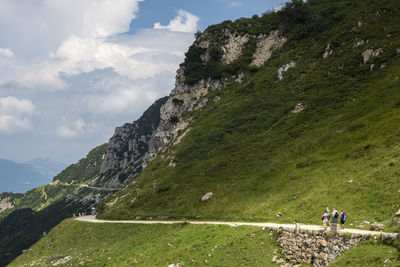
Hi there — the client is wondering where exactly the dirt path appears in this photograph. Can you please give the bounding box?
[76,216,398,238]
[79,184,120,192]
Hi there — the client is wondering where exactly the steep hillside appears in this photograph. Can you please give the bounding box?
[98,0,400,230]
[0,192,23,214]
[0,145,107,266]
[95,97,169,189]
[52,144,106,185]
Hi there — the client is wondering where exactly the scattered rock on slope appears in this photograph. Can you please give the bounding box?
[278,62,296,80]
[201,192,213,201]
[291,103,306,114]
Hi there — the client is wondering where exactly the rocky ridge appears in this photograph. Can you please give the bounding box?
[95,29,287,190]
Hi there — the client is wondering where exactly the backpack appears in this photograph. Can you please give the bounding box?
[334,211,339,218]
[341,212,347,221]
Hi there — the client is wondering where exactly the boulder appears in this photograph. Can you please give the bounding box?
[201,192,213,201]
[318,239,327,247]
[291,103,305,114]
[272,255,277,262]
[276,258,286,264]
[370,223,384,231]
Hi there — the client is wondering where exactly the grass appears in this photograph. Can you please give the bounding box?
[53,144,107,184]
[330,243,400,266]
[98,0,400,230]
[11,219,280,267]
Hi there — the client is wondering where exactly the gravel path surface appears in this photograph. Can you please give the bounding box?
[76,216,398,238]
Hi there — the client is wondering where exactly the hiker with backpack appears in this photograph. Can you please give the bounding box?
[340,209,347,229]
[330,208,339,233]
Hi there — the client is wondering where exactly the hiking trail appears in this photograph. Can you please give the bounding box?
[76,216,398,238]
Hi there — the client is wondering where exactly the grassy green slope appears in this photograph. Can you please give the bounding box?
[330,243,400,266]
[10,219,279,267]
[99,0,400,230]
[53,143,107,184]
[0,144,107,266]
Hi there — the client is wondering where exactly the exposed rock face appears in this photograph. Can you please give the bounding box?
[97,60,224,189]
[278,62,296,80]
[96,29,289,190]
[252,31,287,67]
[0,197,14,212]
[221,32,249,64]
[96,97,168,188]
[362,48,383,63]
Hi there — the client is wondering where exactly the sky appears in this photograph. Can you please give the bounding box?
[0,0,285,165]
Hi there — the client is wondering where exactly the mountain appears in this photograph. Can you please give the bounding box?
[6,0,400,265]
[97,0,400,226]
[0,159,51,193]
[0,144,107,266]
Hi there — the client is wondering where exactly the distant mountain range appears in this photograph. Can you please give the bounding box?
[0,158,66,193]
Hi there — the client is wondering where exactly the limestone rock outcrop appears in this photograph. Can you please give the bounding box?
[0,196,14,212]
[222,32,249,64]
[95,97,168,189]
[95,28,288,189]
[252,31,286,67]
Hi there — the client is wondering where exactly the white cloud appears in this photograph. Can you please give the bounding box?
[0,0,143,57]
[0,48,14,57]
[0,0,197,162]
[0,4,195,91]
[0,97,36,134]
[57,118,96,139]
[154,10,199,33]
[229,2,243,7]
[52,35,175,80]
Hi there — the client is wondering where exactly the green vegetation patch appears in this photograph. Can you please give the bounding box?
[330,243,400,266]
[11,220,280,267]
[53,144,107,184]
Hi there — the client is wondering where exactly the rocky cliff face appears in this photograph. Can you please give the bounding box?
[96,77,222,189]
[95,97,168,189]
[96,29,287,189]
[0,197,14,212]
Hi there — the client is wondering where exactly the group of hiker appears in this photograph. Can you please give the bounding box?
[321,207,347,230]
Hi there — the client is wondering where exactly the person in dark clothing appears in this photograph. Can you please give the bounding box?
[340,209,347,229]
[330,208,339,233]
